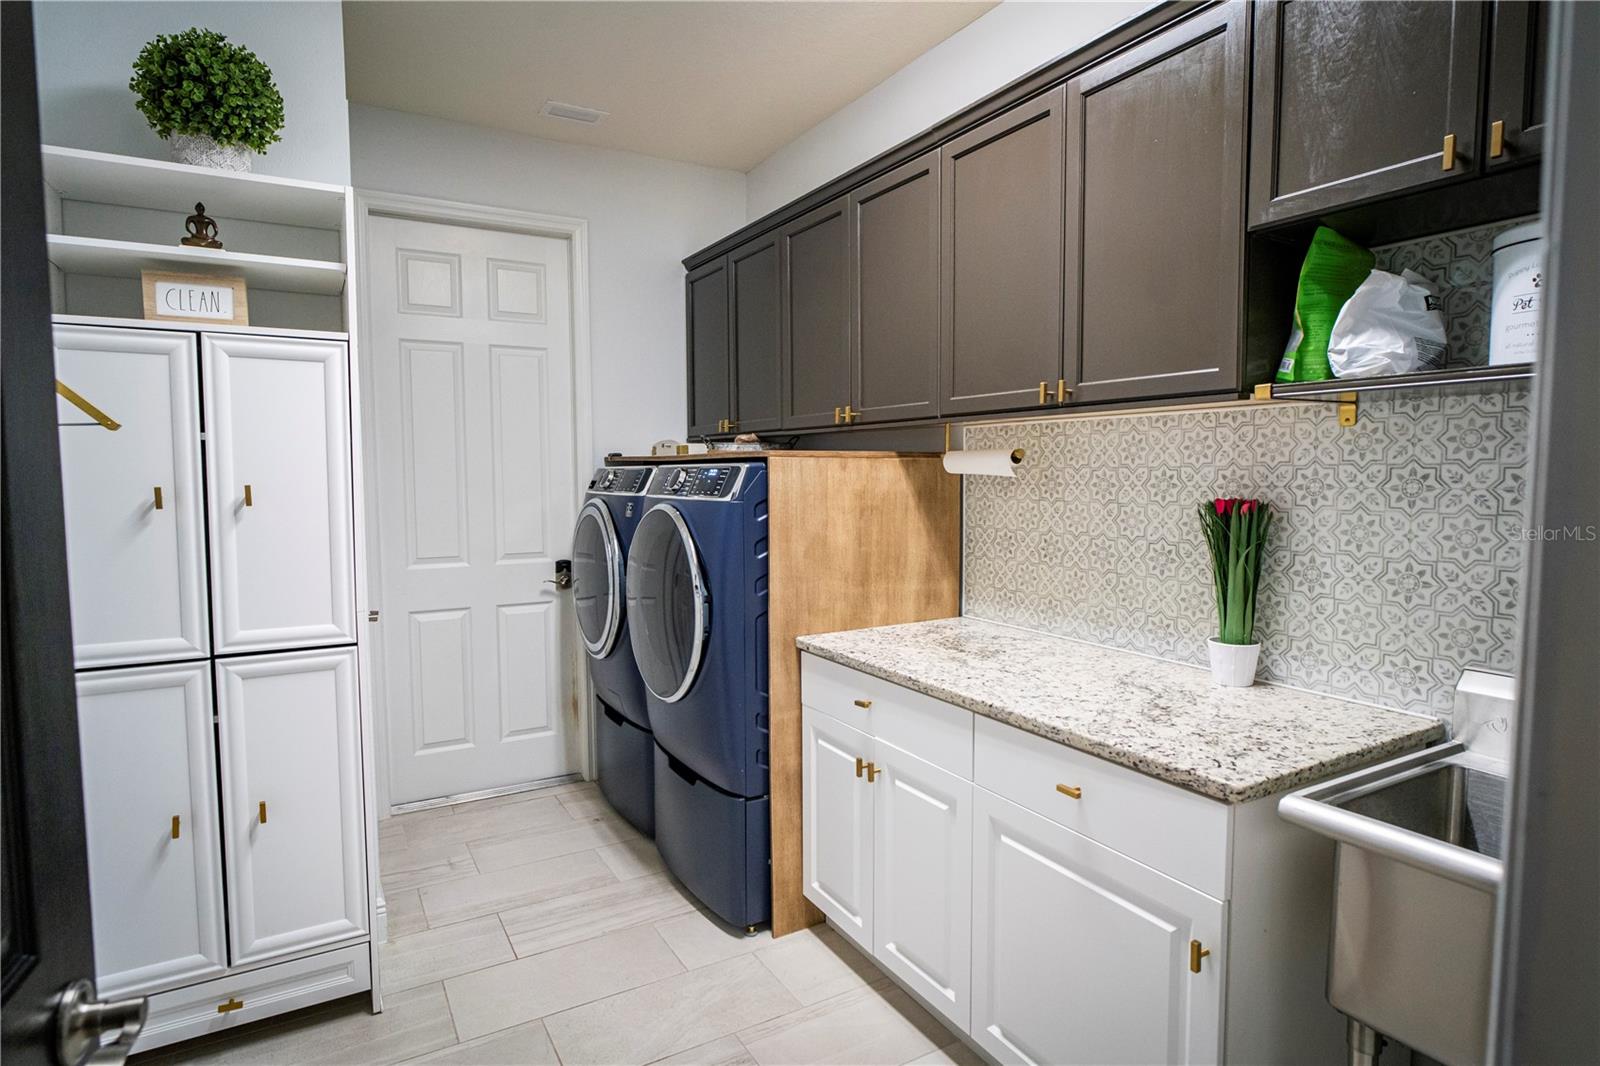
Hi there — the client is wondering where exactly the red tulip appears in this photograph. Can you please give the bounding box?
[1213,498,1228,515]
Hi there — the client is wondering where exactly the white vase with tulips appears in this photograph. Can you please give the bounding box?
[1197,497,1273,687]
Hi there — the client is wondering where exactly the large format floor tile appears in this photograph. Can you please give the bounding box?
[737,981,952,1066]
[467,816,637,872]
[753,925,881,1006]
[500,871,697,957]
[418,848,615,927]
[380,914,515,993]
[400,1021,561,1065]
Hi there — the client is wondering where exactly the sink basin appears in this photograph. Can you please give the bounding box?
[1279,740,1504,1066]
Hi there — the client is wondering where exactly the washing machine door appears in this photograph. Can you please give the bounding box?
[626,503,707,703]
[572,499,623,657]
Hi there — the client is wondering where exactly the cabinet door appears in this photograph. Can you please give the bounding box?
[729,234,783,434]
[1486,1,1549,167]
[55,326,207,666]
[685,257,732,437]
[1249,1,1486,226]
[872,738,972,1031]
[971,788,1224,1066]
[781,197,852,429]
[1065,3,1247,404]
[802,707,874,951]
[941,87,1066,417]
[76,663,226,997]
[203,334,356,653]
[851,152,942,425]
[217,648,366,965]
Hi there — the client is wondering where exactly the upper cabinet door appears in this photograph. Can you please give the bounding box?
[781,197,852,430]
[685,257,732,437]
[729,234,784,434]
[941,87,1067,417]
[217,648,366,965]
[1486,1,1549,167]
[1249,1,1486,227]
[1066,4,1248,404]
[802,707,874,953]
[203,334,355,654]
[55,326,208,667]
[850,152,942,425]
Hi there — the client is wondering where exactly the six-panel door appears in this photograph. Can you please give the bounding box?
[872,737,973,1031]
[971,788,1224,1065]
[216,647,366,965]
[203,334,356,654]
[75,663,227,997]
[802,707,874,951]
[55,326,208,667]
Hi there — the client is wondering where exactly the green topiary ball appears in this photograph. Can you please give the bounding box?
[129,28,286,154]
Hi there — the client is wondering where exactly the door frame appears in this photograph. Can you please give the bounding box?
[353,190,596,817]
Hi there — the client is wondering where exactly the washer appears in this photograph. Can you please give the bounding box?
[626,462,769,928]
[573,465,654,836]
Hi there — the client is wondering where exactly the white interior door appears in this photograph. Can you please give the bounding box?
[365,213,579,805]
[55,325,207,666]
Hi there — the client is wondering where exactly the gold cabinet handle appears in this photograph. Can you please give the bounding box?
[171,814,181,839]
[1489,119,1505,159]
[258,801,267,825]
[852,699,872,709]
[834,406,843,425]
[243,484,254,507]
[153,486,164,510]
[842,404,857,424]
[1038,381,1049,405]
[866,761,881,783]
[1056,783,1082,800]
[1057,379,1071,404]
[855,756,866,779]
[1442,132,1457,171]
[216,997,244,1014]
[1190,939,1211,974]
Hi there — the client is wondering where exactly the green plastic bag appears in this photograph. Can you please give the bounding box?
[1276,226,1375,383]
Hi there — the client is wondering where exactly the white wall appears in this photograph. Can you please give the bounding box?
[745,0,1149,219]
[349,105,747,463]
[33,1,350,185]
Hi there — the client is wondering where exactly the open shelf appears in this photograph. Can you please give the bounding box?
[47,234,347,296]
[41,145,346,229]
[1260,362,1536,399]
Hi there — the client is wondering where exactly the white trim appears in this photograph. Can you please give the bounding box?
[51,313,350,342]
[352,190,598,820]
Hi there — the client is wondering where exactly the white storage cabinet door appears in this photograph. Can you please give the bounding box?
[971,788,1224,1066]
[55,325,207,666]
[76,663,226,996]
[203,334,355,653]
[872,737,973,1031]
[217,648,366,964]
[802,706,875,951]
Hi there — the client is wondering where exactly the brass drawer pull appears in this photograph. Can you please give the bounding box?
[842,405,857,424]
[243,483,254,507]
[258,801,268,824]
[153,486,164,510]
[1190,939,1211,974]
[1056,379,1071,404]
[1441,132,1457,171]
[866,761,881,783]
[171,814,181,840]
[855,756,866,779]
[217,997,244,1014]
[1038,381,1049,405]
[852,699,872,709]
[834,406,843,425]
[1489,119,1505,159]
[1056,784,1083,800]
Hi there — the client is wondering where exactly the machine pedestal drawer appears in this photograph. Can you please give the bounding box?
[654,743,770,928]
[597,701,655,837]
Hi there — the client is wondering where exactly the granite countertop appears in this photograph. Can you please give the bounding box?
[796,617,1445,804]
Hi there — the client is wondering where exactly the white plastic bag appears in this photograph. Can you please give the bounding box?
[1327,268,1448,378]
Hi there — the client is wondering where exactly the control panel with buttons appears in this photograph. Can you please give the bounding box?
[589,467,652,494]
[646,464,746,500]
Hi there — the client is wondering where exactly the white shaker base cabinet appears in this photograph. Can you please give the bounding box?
[203,334,356,654]
[803,708,875,950]
[55,325,208,667]
[217,647,366,965]
[76,663,226,998]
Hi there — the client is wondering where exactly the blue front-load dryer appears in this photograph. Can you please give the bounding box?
[574,465,654,836]
[626,462,770,928]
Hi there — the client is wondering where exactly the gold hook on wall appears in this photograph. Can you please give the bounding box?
[56,380,121,431]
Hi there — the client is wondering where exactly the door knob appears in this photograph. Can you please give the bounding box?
[54,978,147,1066]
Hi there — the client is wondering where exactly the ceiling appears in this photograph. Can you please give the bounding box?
[341,1,996,172]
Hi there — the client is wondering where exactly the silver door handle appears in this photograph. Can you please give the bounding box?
[55,978,147,1066]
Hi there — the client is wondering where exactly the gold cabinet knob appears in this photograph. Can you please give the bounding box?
[243,484,254,507]
[852,699,872,709]
[834,406,843,425]
[171,814,181,839]
[258,801,268,825]
[1441,132,1457,171]
[842,404,857,424]
[866,761,881,782]
[1189,939,1211,973]
[855,756,866,779]
[1056,783,1082,800]
[1489,119,1505,159]
[1038,381,1049,405]
[153,486,164,510]
[1057,379,1071,404]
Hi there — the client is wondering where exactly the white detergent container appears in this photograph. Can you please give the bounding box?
[1489,220,1544,366]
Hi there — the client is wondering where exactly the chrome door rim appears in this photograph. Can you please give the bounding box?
[634,503,707,704]
[575,499,622,658]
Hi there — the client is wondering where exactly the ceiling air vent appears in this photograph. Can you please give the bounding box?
[540,100,609,125]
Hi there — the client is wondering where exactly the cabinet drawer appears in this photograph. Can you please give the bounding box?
[973,715,1230,898]
[801,653,971,777]
[134,943,371,1054]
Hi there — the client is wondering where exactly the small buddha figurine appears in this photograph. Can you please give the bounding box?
[181,203,223,249]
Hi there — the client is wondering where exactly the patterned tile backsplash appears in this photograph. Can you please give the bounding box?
[963,383,1532,717]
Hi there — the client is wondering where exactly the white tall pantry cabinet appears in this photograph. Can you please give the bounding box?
[56,323,375,1053]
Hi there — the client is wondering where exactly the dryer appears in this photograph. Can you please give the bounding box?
[574,465,654,835]
[626,462,770,928]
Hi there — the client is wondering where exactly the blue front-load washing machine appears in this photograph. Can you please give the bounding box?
[574,465,654,836]
[626,462,769,928]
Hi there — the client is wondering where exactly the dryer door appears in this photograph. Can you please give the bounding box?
[627,504,708,703]
[573,499,622,657]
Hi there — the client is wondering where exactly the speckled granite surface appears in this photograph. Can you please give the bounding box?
[796,617,1444,804]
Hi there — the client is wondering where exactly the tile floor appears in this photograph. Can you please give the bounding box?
[137,781,978,1065]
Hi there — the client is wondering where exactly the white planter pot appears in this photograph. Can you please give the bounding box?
[1207,638,1261,688]
[169,134,253,172]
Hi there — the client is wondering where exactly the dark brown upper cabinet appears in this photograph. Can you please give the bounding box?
[1486,1,1549,168]
[940,86,1067,417]
[685,257,731,438]
[780,197,852,430]
[729,233,783,434]
[1249,1,1486,228]
[1065,3,1248,404]
[849,151,941,425]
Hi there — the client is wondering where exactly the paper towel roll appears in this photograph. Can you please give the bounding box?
[942,448,1024,477]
